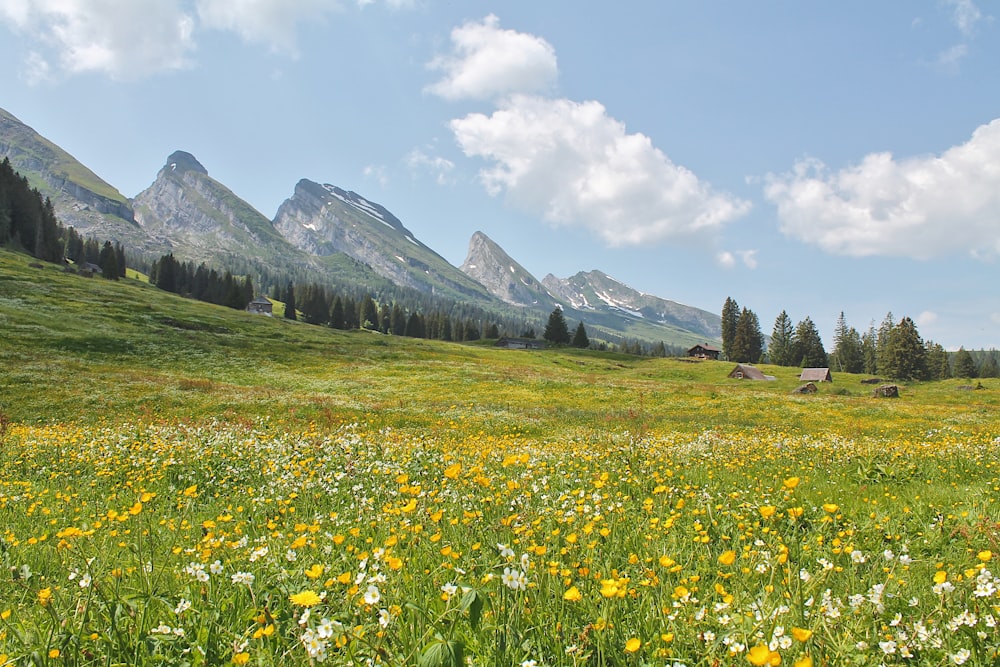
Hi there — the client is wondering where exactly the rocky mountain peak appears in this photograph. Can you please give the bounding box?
[460,231,552,308]
[165,150,208,175]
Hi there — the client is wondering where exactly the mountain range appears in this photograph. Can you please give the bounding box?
[0,106,720,347]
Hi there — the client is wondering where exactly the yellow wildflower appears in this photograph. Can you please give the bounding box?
[624,637,641,654]
[289,590,322,607]
[718,550,737,566]
[563,585,582,602]
[791,627,813,642]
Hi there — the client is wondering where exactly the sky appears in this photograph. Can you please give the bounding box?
[0,1,998,351]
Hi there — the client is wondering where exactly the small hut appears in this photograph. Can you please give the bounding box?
[495,337,545,350]
[728,364,775,381]
[247,296,273,316]
[800,368,832,382]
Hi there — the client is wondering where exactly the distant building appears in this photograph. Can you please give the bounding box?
[687,343,721,360]
[78,262,103,277]
[799,368,832,382]
[247,296,273,316]
[495,337,545,350]
[728,364,775,381]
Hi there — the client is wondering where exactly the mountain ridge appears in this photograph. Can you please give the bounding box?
[0,105,721,347]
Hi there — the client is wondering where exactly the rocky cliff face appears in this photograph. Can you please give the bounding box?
[460,231,555,308]
[0,107,141,244]
[273,179,492,301]
[132,151,304,265]
[543,270,721,340]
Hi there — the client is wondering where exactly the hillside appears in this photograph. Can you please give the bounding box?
[0,108,144,246]
[1,247,991,437]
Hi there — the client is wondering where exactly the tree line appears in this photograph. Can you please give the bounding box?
[149,253,255,311]
[0,157,66,264]
[721,296,998,380]
[1,158,126,279]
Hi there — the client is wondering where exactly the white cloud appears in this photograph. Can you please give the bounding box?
[23,51,52,85]
[937,42,968,67]
[406,149,455,185]
[917,311,939,327]
[0,0,195,80]
[196,0,342,54]
[945,0,982,37]
[362,164,388,187]
[716,251,736,269]
[764,118,1000,260]
[426,14,557,101]
[358,0,416,8]
[717,249,758,269]
[451,95,751,247]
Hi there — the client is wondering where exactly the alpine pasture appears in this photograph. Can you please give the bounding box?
[1,249,999,666]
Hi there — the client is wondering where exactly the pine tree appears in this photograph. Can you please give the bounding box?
[390,305,406,335]
[360,296,379,330]
[98,241,119,280]
[114,242,126,278]
[731,307,763,363]
[463,319,480,341]
[924,341,950,380]
[882,317,927,381]
[769,311,795,366]
[379,304,391,333]
[404,312,425,338]
[721,297,740,361]
[953,347,977,378]
[543,307,571,345]
[283,283,297,320]
[329,297,345,329]
[792,317,827,368]
[572,322,590,349]
[861,323,878,375]
[830,312,863,373]
[876,312,895,375]
[979,350,999,378]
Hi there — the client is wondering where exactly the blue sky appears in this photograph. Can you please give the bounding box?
[1,1,998,350]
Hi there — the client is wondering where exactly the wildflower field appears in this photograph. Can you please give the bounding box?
[2,251,1000,666]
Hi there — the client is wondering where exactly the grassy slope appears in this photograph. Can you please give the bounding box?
[1,247,996,441]
[1,108,129,204]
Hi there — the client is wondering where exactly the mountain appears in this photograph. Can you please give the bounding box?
[273,179,493,302]
[1,105,722,347]
[133,151,301,264]
[0,107,144,246]
[542,270,721,342]
[460,231,556,308]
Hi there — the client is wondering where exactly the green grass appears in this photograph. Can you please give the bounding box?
[1,247,996,440]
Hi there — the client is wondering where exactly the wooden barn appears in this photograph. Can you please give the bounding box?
[799,368,832,382]
[728,364,775,381]
[246,296,273,316]
[687,343,721,360]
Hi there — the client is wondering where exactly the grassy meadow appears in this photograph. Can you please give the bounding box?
[1,248,999,666]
